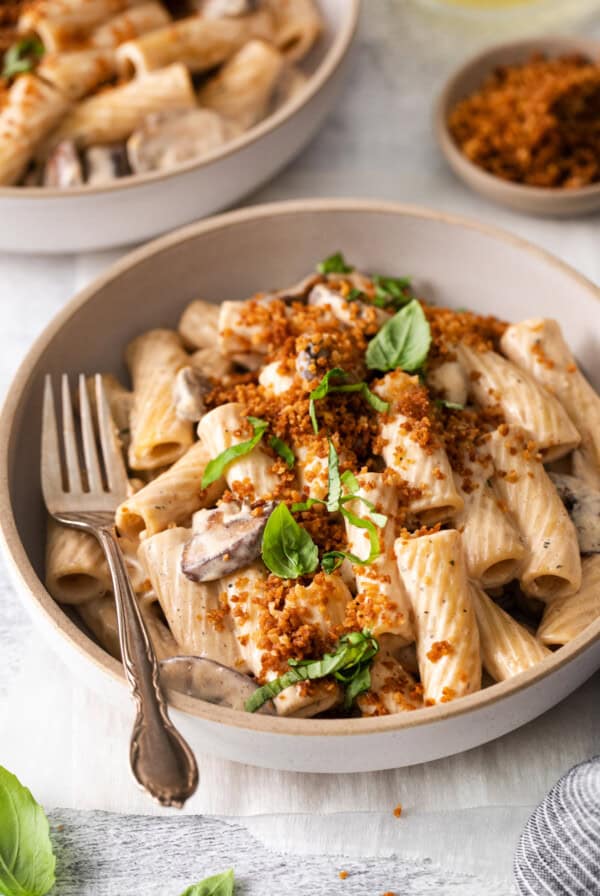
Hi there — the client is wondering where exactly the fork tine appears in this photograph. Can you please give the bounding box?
[41,376,63,502]
[95,374,128,495]
[61,374,83,494]
[78,374,104,494]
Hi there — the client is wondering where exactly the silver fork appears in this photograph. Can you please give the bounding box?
[41,373,198,808]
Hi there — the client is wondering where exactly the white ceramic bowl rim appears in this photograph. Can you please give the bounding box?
[0,0,360,200]
[2,198,600,738]
[436,35,600,199]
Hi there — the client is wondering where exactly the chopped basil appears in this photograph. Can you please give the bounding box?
[366,299,431,373]
[435,398,465,411]
[347,288,365,302]
[372,275,412,310]
[0,766,56,896]
[309,367,389,434]
[269,435,295,469]
[317,251,354,275]
[322,505,383,572]
[245,630,379,712]
[326,439,341,512]
[201,417,268,488]
[261,502,319,579]
[2,37,44,80]
[179,869,235,896]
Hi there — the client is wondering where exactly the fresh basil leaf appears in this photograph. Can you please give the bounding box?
[340,469,359,493]
[435,398,465,411]
[309,368,389,433]
[291,497,326,513]
[201,417,268,488]
[340,506,382,563]
[326,440,341,512]
[245,631,379,712]
[269,436,295,469]
[372,275,412,310]
[179,869,235,896]
[344,665,372,708]
[261,502,319,579]
[366,300,431,373]
[0,766,56,896]
[321,551,346,574]
[317,252,354,275]
[347,288,365,302]
[2,37,44,79]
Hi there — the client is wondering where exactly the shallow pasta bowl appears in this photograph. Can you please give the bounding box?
[1,198,600,773]
[0,0,359,255]
[435,36,600,217]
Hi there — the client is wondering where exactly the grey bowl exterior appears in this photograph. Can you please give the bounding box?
[0,0,359,254]
[1,199,599,771]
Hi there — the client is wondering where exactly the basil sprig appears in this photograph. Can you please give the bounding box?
[366,299,431,373]
[269,435,295,469]
[317,251,354,275]
[2,37,44,79]
[245,629,379,712]
[373,275,412,310]
[0,766,56,896]
[179,869,234,896]
[261,502,319,578]
[202,416,268,487]
[309,367,389,434]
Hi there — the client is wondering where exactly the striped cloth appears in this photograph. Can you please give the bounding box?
[514,757,600,895]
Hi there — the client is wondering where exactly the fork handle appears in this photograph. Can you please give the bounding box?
[97,527,198,808]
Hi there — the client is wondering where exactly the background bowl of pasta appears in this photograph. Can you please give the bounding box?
[1,198,600,773]
[0,0,358,254]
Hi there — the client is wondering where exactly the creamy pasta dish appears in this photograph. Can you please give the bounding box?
[0,0,323,188]
[45,253,600,717]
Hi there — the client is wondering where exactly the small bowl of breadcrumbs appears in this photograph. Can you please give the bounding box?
[435,36,600,217]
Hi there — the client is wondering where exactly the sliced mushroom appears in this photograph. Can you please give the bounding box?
[550,473,600,554]
[43,140,84,187]
[182,501,275,582]
[85,144,130,185]
[308,283,388,328]
[268,272,323,303]
[127,108,242,175]
[295,342,331,381]
[173,366,212,422]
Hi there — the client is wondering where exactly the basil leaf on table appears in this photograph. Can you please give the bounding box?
[245,630,379,712]
[261,502,319,579]
[366,299,431,373]
[309,368,389,433]
[317,252,354,275]
[2,37,44,79]
[201,417,268,487]
[0,766,56,896]
[269,435,295,469]
[179,869,235,896]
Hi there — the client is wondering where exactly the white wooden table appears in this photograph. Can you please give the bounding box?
[2,4,600,893]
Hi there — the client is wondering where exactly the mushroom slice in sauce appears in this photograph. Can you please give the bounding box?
[549,473,600,554]
[182,501,275,582]
[173,366,212,422]
[43,140,84,187]
[127,109,242,174]
[85,144,130,185]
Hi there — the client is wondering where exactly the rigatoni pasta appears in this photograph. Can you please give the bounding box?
[2,0,325,186]
[45,252,600,719]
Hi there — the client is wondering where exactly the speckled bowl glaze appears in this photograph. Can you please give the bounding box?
[435,36,600,217]
[0,0,359,254]
[1,199,599,773]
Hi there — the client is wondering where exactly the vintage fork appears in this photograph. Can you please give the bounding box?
[41,373,198,808]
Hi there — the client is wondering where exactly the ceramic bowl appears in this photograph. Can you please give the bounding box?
[1,199,600,773]
[435,36,600,217]
[0,0,359,255]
